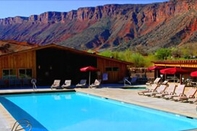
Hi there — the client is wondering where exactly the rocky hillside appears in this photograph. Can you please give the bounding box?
[0,40,37,55]
[0,0,197,53]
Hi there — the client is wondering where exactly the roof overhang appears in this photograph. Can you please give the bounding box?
[0,43,133,65]
[152,60,197,68]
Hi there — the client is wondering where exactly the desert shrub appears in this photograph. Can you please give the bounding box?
[130,53,146,67]
[155,48,171,60]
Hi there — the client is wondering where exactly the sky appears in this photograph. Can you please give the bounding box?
[0,0,168,19]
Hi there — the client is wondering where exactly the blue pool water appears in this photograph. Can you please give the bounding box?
[0,92,197,131]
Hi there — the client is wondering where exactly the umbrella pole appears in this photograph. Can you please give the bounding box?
[89,71,91,86]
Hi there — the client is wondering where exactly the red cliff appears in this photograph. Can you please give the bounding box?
[0,0,197,52]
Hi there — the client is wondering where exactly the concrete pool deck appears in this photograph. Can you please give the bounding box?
[76,87,197,118]
[0,84,197,130]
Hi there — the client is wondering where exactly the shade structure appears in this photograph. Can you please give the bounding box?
[80,66,98,85]
[190,71,197,77]
[160,68,188,75]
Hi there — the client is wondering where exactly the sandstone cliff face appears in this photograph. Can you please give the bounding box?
[0,4,121,24]
[0,0,197,52]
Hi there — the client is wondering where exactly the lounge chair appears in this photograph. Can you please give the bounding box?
[124,77,138,85]
[163,84,185,99]
[144,84,167,96]
[146,77,161,86]
[51,79,61,89]
[61,80,72,88]
[76,79,87,88]
[154,84,176,98]
[89,79,101,88]
[173,88,197,102]
[187,97,197,103]
[161,80,168,85]
[138,84,158,95]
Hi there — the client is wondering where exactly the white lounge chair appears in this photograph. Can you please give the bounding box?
[51,79,61,89]
[164,84,185,99]
[146,77,161,86]
[138,84,158,95]
[154,84,176,98]
[61,80,72,88]
[76,79,87,88]
[161,80,168,85]
[173,88,197,102]
[187,97,197,103]
[89,79,101,88]
[144,84,167,96]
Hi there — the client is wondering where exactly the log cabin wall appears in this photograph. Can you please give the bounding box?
[0,51,36,79]
[97,58,128,83]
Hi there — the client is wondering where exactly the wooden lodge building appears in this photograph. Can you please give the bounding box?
[152,60,197,85]
[0,44,133,87]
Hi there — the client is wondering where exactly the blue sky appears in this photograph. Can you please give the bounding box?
[0,0,168,19]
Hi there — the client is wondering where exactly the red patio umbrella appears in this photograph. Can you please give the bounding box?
[190,71,197,77]
[160,68,188,74]
[80,66,98,85]
[147,66,163,71]
[80,66,98,72]
[160,67,189,83]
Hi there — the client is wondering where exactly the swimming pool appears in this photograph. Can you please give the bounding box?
[0,92,197,131]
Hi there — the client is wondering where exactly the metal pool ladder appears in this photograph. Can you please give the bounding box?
[31,79,37,90]
[11,119,32,131]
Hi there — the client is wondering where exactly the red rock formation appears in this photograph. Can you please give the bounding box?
[0,0,197,52]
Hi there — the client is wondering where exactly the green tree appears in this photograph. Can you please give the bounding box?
[120,49,133,62]
[131,53,146,67]
[155,48,171,60]
[99,49,154,67]
[143,54,157,67]
[170,47,182,59]
[180,44,196,59]
[99,50,113,57]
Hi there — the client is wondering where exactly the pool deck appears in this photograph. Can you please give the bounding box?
[0,84,197,130]
[76,87,197,118]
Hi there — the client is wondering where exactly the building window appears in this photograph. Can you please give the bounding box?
[113,67,119,71]
[19,69,32,79]
[106,67,112,71]
[105,67,119,71]
[2,69,16,79]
